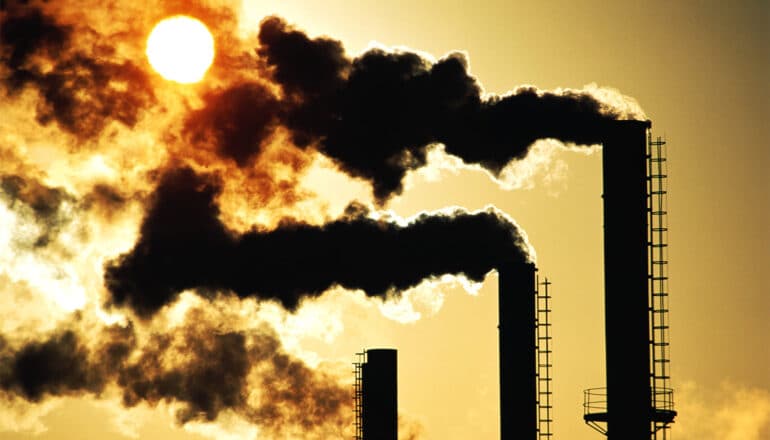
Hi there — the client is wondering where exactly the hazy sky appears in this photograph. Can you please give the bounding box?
[0,1,768,440]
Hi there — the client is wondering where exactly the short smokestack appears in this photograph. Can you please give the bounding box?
[358,348,397,440]
[498,262,537,439]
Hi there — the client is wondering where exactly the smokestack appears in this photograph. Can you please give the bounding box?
[601,120,652,439]
[498,261,537,439]
[359,348,398,440]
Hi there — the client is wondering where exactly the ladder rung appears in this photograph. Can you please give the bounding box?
[652,325,669,330]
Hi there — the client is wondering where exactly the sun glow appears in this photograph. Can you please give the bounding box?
[146,15,215,84]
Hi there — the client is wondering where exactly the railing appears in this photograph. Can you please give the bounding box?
[583,387,608,416]
[583,388,608,434]
[652,387,675,413]
[583,387,676,414]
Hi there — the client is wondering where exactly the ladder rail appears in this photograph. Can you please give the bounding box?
[647,133,674,440]
[353,352,366,440]
[536,277,553,438]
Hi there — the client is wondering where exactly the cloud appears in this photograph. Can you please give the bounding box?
[675,380,770,440]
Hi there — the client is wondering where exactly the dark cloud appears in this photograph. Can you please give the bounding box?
[183,82,281,166]
[0,5,155,140]
[105,167,530,317]
[81,183,130,212]
[258,16,349,100]
[31,55,155,139]
[0,312,351,433]
[0,6,72,88]
[104,167,236,317]
[0,330,106,402]
[257,17,622,201]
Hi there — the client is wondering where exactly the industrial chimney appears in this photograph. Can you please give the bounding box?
[498,261,538,439]
[354,348,398,440]
[601,120,653,439]
[583,120,676,439]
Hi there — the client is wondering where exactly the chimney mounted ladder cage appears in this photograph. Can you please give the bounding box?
[648,133,676,438]
[353,351,365,440]
[536,276,553,438]
[582,131,676,437]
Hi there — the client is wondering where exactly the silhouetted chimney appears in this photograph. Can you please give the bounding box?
[361,348,398,440]
[498,261,537,439]
[601,120,652,439]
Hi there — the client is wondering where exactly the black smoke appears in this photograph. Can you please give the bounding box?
[184,82,281,166]
[0,331,108,401]
[0,312,351,433]
[257,17,622,201]
[0,5,155,140]
[105,167,529,318]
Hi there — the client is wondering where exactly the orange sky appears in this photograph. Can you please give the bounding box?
[1,1,768,439]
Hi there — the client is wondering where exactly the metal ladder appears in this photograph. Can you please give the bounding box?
[353,352,365,440]
[647,134,673,439]
[536,277,553,438]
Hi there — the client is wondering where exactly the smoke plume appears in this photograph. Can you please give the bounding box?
[0,6,155,141]
[105,166,530,317]
[257,17,636,201]
[0,309,351,436]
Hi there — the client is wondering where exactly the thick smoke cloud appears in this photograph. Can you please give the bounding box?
[257,17,624,201]
[184,82,281,166]
[0,5,155,140]
[0,331,107,402]
[105,166,530,317]
[0,312,351,434]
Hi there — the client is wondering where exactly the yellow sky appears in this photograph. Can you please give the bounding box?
[1,1,768,439]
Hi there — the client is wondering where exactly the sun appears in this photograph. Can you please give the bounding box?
[146,15,215,84]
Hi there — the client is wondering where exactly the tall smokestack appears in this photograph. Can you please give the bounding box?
[498,261,537,439]
[601,120,652,439]
[361,349,398,440]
